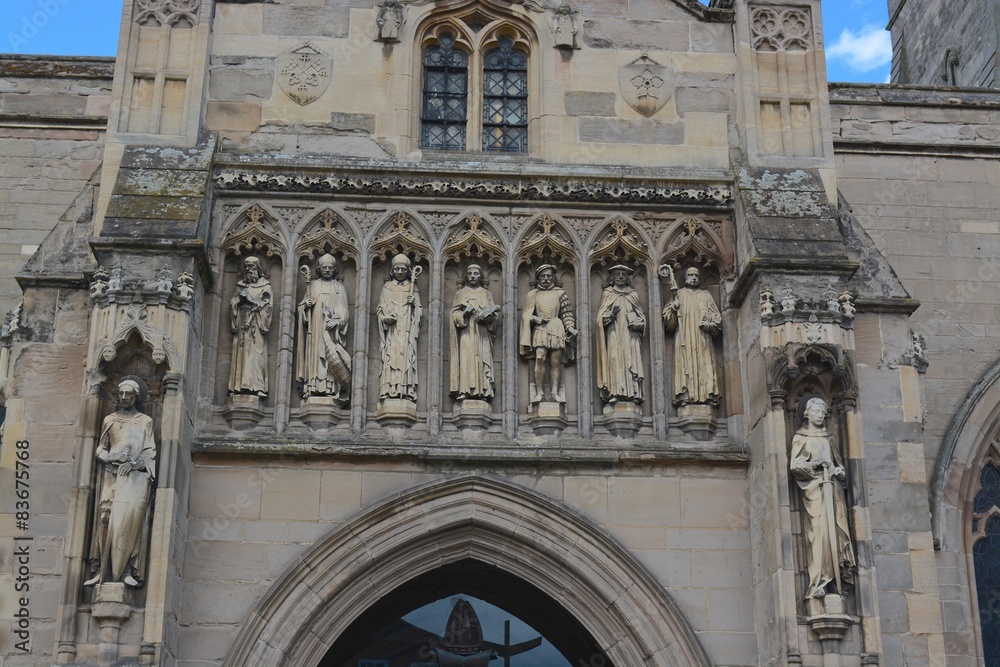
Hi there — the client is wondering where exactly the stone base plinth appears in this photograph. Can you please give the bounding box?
[222,394,265,430]
[92,583,133,666]
[377,398,418,427]
[528,401,567,435]
[454,399,493,431]
[602,401,642,438]
[805,594,854,641]
[299,395,347,429]
[674,403,717,441]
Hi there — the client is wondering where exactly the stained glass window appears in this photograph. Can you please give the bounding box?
[974,463,1000,666]
[422,33,468,151]
[482,37,528,152]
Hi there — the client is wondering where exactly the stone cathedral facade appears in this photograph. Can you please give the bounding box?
[2,0,1000,666]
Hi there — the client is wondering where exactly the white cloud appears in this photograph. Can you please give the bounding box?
[826,25,892,73]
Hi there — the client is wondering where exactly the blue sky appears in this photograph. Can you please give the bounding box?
[1,0,891,83]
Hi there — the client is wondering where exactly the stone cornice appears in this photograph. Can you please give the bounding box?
[213,158,733,208]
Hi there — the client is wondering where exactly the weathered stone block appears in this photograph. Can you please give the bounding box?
[261,6,350,37]
[582,20,689,50]
[209,67,275,102]
[205,100,262,132]
[578,117,684,144]
[675,87,732,115]
[329,111,375,133]
[564,91,617,117]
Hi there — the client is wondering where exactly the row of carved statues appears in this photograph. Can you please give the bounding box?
[84,380,855,606]
[227,254,724,416]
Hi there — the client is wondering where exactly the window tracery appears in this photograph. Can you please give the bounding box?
[973,455,1000,665]
[419,17,531,153]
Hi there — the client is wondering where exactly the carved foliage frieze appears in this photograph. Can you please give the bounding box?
[215,170,732,207]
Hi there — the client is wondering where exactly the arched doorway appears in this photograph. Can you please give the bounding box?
[321,560,609,666]
[224,475,710,667]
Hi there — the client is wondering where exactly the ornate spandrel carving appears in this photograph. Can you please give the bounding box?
[297,208,359,262]
[228,257,272,398]
[376,0,403,42]
[520,264,577,406]
[370,212,433,264]
[296,254,352,402]
[221,203,285,260]
[134,0,200,27]
[660,216,730,277]
[84,379,156,589]
[450,265,500,403]
[443,214,505,266]
[518,214,575,266]
[590,218,650,268]
[750,6,813,52]
[596,265,645,407]
[278,43,332,106]
[790,397,857,611]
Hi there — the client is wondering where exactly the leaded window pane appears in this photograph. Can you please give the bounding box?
[976,464,1000,514]
[422,33,468,150]
[974,463,1000,666]
[482,36,528,152]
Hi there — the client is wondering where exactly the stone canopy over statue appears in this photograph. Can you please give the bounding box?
[790,397,856,602]
[296,253,352,402]
[85,379,156,588]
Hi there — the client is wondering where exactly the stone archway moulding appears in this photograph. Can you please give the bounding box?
[223,474,712,667]
[932,355,1000,550]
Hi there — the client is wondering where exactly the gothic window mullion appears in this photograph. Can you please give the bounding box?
[482,36,527,153]
[421,33,469,151]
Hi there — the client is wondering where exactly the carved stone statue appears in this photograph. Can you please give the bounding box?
[520,264,577,404]
[790,397,856,600]
[296,254,352,401]
[596,265,645,404]
[551,2,579,49]
[85,380,156,588]
[377,254,422,403]
[663,267,722,407]
[376,0,403,42]
[450,264,500,402]
[228,256,272,397]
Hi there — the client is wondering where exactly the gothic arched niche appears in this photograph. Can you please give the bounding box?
[319,560,610,667]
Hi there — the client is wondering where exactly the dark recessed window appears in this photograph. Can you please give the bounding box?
[421,33,469,151]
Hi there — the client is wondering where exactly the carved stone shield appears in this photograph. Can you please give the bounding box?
[619,55,674,117]
[278,43,332,106]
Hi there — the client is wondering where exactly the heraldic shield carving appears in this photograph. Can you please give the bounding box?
[278,43,332,106]
[619,54,674,117]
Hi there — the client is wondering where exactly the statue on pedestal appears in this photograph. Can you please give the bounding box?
[790,397,856,601]
[85,380,156,588]
[662,267,722,407]
[377,254,422,403]
[596,265,645,405]
[228,256,272,397]
[450,264,499,403]
[520,264,576,405]
[296,254,352,401]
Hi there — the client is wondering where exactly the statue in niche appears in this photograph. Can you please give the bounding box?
[376,0,403,42]
[551,2,579,49]
[790,397,856,600]
[520,264,577,404]
[85,379,156,588]
[296,253,352,401]
[663,267,722,407]
[228,256,273,397]
[450,264,500,403]
[377,254,422,402]
[596,265,646,404]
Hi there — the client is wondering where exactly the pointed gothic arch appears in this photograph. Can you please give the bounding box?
[223,475,711,667]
